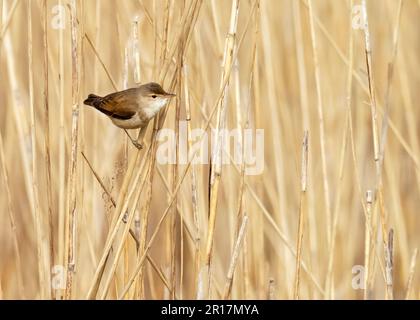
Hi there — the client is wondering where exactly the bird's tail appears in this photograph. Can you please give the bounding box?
[83,94,102,107]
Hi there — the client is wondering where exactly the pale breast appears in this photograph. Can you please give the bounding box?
[111,97,168,129]
[140,98,169,120]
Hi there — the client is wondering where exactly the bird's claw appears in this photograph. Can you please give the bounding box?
[132,141,144,150]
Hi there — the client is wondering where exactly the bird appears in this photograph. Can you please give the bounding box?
[83,82,175,149]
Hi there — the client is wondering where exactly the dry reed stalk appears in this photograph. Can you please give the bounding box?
[196,89,324,296]
[119,23,248,298]
[118,140,170,297]
[241,231,250,299]
[81,152,139,245]
[405,248,418,299]
[364,191,373,299]
[162,3,174,299]
[293,4,317,296]
[85,146,147,299]
[205,0,239,299]
[361,0,380,164]
[292,0,309,130]
[382,3,411,278]
[132,17,141,84]
[301,1,394,295]
[307,0,332,248]
[301,0,420,171]
[84,35,119,90]
[122,45,130,297]
[249,1,264,298]
[131,0,201,299]
[361,0,391,298]
[239,7,259,297]
[363,192,387,297]
[89,0,102,295]
[324,95,344,294]
[64,0,80,299]
[183,62,201,298]
[99,160,152,299]
[380,1,403,299]
[138,0,154,30]
[259,4,288,288]
[134,114,161,299]
[335,1,386,296]
[158,0,201,81]
[123,46,129,90]
[81,151,174,296]
[4,0,35,229]
[378,0,403,175]
[397,52,420,187]
[167,36,184,300]
[77,18,136,297]
[325,4,355,298]
[294,131,308,300]
[135,119,169,299]
[118,38,241,301]
[396,51,420,274]
[154,165,196,241]
[1,0,419,301]
[222,215,249,299]
[233,59,243,241]
[42,0,54,299]
[209,0,223,51]
[152,0,158,79]
[385,229,394,299]
[174,38,186,299]
[160,0,170,65]
[0,0,18,43]
[82,25,148,296]
[57,0,66,301]
[27,0,49,299]
[231,24,256,297]
[0,130,24,297]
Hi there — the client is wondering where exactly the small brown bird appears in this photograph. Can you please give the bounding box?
[84,82,175,149]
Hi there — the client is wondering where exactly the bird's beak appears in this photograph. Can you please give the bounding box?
[164,92,176,97]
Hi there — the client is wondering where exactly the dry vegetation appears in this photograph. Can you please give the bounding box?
[0,0,419,300]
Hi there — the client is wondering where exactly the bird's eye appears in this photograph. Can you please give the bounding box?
[152,95,157,99]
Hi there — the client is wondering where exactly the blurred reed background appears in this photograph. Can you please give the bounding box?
[0,0,419,299]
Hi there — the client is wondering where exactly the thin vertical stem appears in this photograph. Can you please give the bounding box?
[308,0,332,247]
[183,62,201,298]
[28,0,48,299]
[362,0,391,297]
[42,0,54,299]
[385,229,394,299]
[57,0,66,301]
[222,216,249,299]
[205,0,239,298]
[294,131,308,299]
[405,249,418,300]
[0,131,25,297]
[65,0,80,300]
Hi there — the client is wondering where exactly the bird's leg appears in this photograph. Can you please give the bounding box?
[124,125,148,150]
[135,125,148,149]
[124,129,143,150]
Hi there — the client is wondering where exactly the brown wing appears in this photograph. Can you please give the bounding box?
[95,88,139,120]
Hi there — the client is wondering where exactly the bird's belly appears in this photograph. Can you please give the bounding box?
[111,113,146,129]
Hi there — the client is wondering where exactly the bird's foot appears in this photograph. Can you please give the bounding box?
[132,141,144,150]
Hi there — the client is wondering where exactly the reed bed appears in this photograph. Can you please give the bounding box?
[0,0,419,300]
